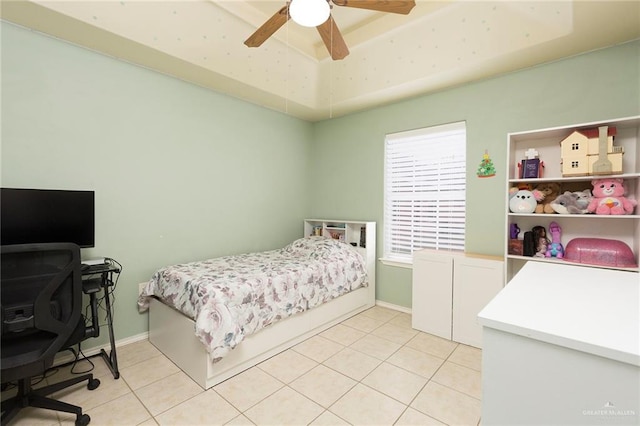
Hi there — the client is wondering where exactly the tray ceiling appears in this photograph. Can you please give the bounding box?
[2,0,639,121]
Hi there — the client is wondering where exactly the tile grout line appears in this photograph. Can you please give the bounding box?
[187,308,405,424]
[323,309,426,425]
[5,303,482,424]
[161,307,472,425]
[334,309,483,425]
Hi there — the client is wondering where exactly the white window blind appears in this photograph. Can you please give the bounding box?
[384,121,466,262]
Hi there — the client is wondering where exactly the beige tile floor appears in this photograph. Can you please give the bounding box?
[2,306,482,426]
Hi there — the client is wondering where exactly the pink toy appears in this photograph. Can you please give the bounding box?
[587,178,637,215]
[545,221,563,258]
[564,238,637,268]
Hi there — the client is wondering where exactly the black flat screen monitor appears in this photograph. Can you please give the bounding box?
[1,188,95,248]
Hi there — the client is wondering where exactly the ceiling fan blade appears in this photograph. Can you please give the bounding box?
[244,5,290,47]
[332,0,415,14]
[316,16,349,60]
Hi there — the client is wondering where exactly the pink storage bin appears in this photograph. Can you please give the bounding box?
[564,238,637,268]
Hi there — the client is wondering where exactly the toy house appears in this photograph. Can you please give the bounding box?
[560,127,624,176]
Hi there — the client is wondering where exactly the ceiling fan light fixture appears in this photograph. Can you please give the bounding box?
[289,0,330,27]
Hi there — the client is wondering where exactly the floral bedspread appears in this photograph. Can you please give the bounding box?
[137,237,367,362]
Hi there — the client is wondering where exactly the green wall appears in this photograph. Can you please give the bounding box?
[1,22,312,349]
[310,40,640,307]
[2,19,638,347]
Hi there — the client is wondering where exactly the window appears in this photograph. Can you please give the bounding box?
[383,121,466,263]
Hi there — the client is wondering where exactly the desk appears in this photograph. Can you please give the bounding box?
[478,262,639,425]
[81,263,120,379]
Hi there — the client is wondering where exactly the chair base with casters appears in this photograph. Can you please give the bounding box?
[1,373,100,426]
[2,315,101,425]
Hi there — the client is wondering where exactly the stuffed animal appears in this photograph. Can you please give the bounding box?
[550,191,589,214]
[533,182,561,214]
[515,182,533,191]
[587,178,637,215]
[573,189,592,211]
[509,189,543,213]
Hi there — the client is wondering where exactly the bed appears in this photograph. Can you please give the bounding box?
[138,220,376,389]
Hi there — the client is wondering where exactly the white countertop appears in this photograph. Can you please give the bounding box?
[478,261,640,366]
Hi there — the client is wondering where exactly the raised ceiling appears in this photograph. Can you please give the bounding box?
[2,0,639,121]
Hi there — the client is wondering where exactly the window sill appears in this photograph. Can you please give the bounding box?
[379,258,412,269]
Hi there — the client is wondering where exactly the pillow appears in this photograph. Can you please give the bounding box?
[281,236,350,259]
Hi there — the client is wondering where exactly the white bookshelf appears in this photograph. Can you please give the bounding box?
[505,116,640,281]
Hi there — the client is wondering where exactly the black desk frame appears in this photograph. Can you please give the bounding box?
[81,264,120,379]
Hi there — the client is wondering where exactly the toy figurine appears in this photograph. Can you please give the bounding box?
[545,221,564,258]
[510,223,521,239]
[532,226,549,258]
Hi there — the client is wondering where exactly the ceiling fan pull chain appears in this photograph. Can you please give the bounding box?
[329,16,333,119]
[285,6,289,115]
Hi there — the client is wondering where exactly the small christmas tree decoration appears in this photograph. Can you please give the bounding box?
[477,149,496,178]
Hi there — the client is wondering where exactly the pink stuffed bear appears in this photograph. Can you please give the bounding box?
[587,178,637,215]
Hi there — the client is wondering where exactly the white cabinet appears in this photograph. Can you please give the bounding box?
[412,250,453,340]
[452,255,504,347]
[506,116,640,281]
[412,249,504,348]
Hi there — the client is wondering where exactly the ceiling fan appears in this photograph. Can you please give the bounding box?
[244,0,416,60]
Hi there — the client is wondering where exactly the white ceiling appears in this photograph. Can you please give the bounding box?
[2,0,639,122]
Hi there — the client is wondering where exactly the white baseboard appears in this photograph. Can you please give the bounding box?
[375,299,412,314]
[54,302,409,368]
[54,331,150,367]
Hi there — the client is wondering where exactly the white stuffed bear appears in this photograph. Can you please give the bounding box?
[509,189,541,213]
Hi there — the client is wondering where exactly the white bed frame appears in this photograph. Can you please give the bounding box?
[148,220,376,389]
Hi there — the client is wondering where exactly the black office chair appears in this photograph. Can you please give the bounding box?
[1,243,100,426]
